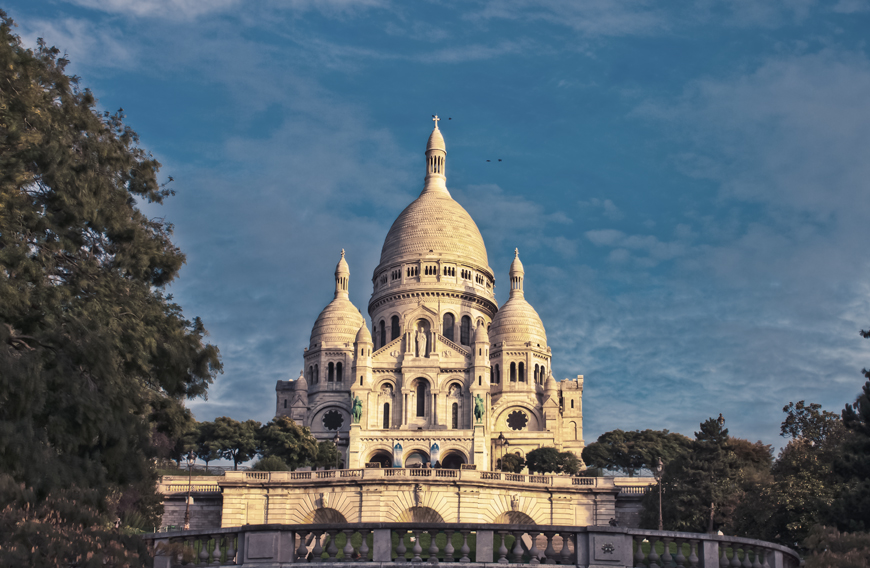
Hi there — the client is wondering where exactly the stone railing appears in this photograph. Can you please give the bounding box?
[144,523,800,568]
[219,468,657,492]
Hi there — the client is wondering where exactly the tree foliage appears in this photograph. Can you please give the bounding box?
[582,429,692,476]
[0,13,221,566]
[525,447,582,475]
[835,378,870,532]
[314,440,340,470]
[499,453,524,473]
[211,417,260,470]
[257,416,318,471]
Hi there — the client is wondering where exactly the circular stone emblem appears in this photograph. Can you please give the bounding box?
[507,410,528,431]
[322,410,344,431]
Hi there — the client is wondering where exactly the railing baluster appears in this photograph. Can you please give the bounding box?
[327,530,339,562]
[528,531,541,566]
[497,531,509,564]
[210,534,221,565]
[412,530,423,562]
[634,536,646,568]
[428,529,440,563]
[343,529,355,562]
[751,547,763,568]
[444,530,455,562]
[312,530,324,563]
[688,540,698,568]
[297,531,309,562]
[396,530,408,562]
[224,533,237,566]
[719,542,729,568]
[459,530,471,563]
[674,539,686,568]
[761,548,771,568]
[741,545,752,568]
[662,537,674,568]
[649,537,661,568]
[560,532,572,565]
[358,529,369,562]
[199,535,210,564]
[730,544,742,568]
[512,530,525,563]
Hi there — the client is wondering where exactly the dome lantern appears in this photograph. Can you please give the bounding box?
[509,248,525,298]
[424,115,447,195]
[335,249,350,299]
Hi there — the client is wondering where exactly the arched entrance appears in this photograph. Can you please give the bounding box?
[367,450,392,468]
[302,508,347,524]
[441,450,467,470]
[394,507,444,523]
[405,450,430,468]
[495,511,535,524]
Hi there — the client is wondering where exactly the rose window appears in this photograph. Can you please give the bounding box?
[507,410,528,431]
[322,410,344,431]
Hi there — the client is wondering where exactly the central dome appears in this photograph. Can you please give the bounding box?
[378,190,489,269]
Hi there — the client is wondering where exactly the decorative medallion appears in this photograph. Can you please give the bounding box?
[507,410,528,431]
[601,543,615,555]
[322,410,344,431]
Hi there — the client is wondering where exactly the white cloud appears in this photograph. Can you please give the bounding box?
[19,17,136,70]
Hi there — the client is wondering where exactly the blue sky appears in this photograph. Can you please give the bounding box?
[12,0,870,451]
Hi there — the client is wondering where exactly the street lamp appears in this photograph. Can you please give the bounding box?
[333,433,341,470]
[494,432,509,470]
[654,457,664,531]
[183,451,195,530]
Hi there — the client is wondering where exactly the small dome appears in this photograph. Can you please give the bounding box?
[474,321,489,343]
[489,296,547,347]
[355,323,372,344]
[310,298,365,348]
[427,125,445,152]
[336,249,349,275]
[544,373,557,392]
[510,248,524,276]
[296,370,308,390]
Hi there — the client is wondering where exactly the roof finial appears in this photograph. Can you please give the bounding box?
[515,248,519,257]
[432,114,440,128]
[341,248,345,258]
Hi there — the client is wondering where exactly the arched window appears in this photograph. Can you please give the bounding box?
[308,365,314,383]
[379,320,386,348]
[443,313,455,342]
[478,376,482,386]
[534,364,539,383]
[495,364,500,384]
[383,403,390,429]
[519,362,525,382]
[283,399,287,409]
[360,376,364,385]
[416,381,426,417]
[336,362,343,382]
[452,403,458,429]
[314,364,319,383]
[328,362,334,382]
[391,315,400,341]
[510,362,517,382]
[460,316,471,345]
[571,399,574,409]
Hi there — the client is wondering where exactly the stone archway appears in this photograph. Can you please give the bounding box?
[405,449,430,467]
[394,506,444,523]
[494,511,535,524]
[367,450,392,468]
[302,508,347,524]
[441,450,467,470]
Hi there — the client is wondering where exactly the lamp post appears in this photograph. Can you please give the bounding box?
[333,433,341,470]
[183,451,195,530]
[494,432,509,470]
[654,457,664,531]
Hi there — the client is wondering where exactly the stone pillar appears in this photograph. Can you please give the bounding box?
[472,424,489,470]
[348,423,361,469]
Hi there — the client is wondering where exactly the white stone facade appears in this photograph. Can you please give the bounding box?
[276,119,585,470]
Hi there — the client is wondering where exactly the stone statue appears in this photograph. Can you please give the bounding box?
[473,394,485,424]
[511,494,519,511]
[351,395,363,424]
[416,330,427,357]
[414,484,424,507]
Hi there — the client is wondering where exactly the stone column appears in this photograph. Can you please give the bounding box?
[472,424,489,471]
[348,423,361,469]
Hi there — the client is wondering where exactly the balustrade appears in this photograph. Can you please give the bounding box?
[146,524,799,568]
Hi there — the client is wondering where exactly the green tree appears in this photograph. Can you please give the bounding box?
[212,417,260,470]
[582,429,692,476]
[257,416,318,471]
[525,447,582,474]
[0,14,221,566]
[314,440,340,470]
[835,378,870,532]
[500,453,525,473]
[194,421,221,472]
[642,417,743,533]
[252,455,290,472]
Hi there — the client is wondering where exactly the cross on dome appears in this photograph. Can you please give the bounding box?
[432,115,440,128]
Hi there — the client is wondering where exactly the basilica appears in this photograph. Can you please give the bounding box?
[276,119,584,471]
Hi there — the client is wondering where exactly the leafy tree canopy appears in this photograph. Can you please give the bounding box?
[257,416,318,471]
[212,417,260,470]
[525,447,582,475]
[499,453,524,473]
[0,13,221,566]
[581,429,692,476]
[314,440,340,470]
[252,456,290,472]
